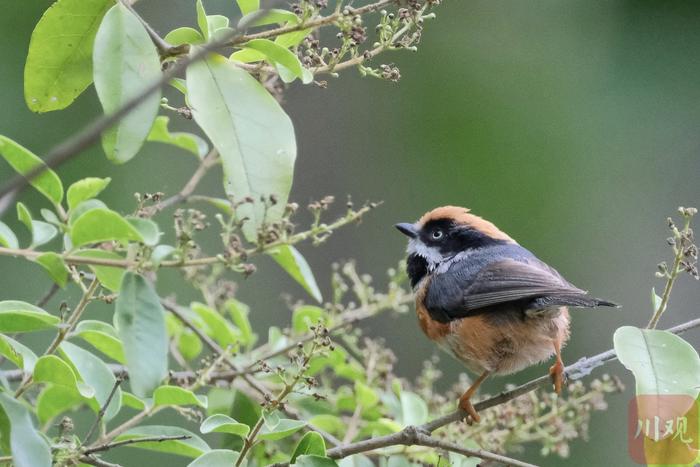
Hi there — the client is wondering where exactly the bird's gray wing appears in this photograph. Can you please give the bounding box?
[424,258,602,322]
[462,259,587,310]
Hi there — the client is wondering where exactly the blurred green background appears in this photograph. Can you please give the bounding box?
[2,1,700,465]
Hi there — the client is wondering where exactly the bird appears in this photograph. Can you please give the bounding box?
[395,206,618,423]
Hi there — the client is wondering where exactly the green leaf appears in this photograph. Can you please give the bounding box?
[0,392,52,467]
[36,252,68,287]
[291,432,326,462]
[164,27,205,45]
[0,336,38,371]
[24,0,112,113]
[93,3,162,163]
[68,199,108,225]
[258,418,306,441]
[0,301,60,333]
[73,249,126,292]
[0,135,63,205]
[229,389,261,427]
[188,450,239,467]
[115,272,168,396]
[147,116,209,158]
[187,52,296,241]
[200,414,250,437]
[122,391,146,410]
[40,208,60,225]
[67,177,111,210]
[154,385,208,409]
[270,246,322,302]
[62,339,123,417]
[0,334,25,368]
[151,244,178,266]
[400,392,428,426]
[70,208,144,246]
[237,39,307,83]
[73,319,125,363]
[126,217,161,246]
[116,425,209,458]
[275,28,312,48]
[36,385,84,425]
[196,0,209,40]
[292,306,327,333]
[191,302,240,348]
[177,329,203,361]
[33,355,95,398]
[614,326,700,398]
[354,381,379,409]
[238,9,299,28]
[294,455,339,467]
[226,299,256,348]
[207,15,229,33]
[0,221,19,249]
[650,287,663,313]
[236,0,259,15]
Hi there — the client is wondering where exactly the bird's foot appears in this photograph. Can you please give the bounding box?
[549,359,565,395]
[458,393,481,425]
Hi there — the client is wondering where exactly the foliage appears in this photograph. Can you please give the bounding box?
[0,0,697,466]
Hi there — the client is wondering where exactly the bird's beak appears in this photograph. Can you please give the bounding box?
[395,222,419,238]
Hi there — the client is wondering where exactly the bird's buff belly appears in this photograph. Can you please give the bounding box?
[417,303,571,375]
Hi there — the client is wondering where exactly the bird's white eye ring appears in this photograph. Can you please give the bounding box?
[432,230,443,239]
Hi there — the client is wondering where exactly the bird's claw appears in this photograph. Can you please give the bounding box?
[549,360,565,395]
[458,395,481,425]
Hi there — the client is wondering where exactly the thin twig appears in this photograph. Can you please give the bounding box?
[14,277,100,398]
[325,317,700,460]
[120,0,188,57]
[413,431,538,467]
[0,204,372,270]
[79,455,122,467]
[83,375,126,445]
[149,149,219,213]
[83,435,191,455]
[35,282,60,307]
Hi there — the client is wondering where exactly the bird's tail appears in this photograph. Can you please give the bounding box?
[531,295,621,309]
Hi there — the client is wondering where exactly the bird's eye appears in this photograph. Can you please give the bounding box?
[432,230,443,240]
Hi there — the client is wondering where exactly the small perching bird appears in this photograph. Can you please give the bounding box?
[395,206,618,423]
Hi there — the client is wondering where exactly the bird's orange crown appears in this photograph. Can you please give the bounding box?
[417,206,516,243]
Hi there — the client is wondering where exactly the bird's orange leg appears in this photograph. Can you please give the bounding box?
[458,370,490,424]
[549,338,565,395]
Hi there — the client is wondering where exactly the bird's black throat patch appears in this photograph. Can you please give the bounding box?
[406,253,428,288]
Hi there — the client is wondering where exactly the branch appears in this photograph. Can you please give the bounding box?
[0,204,373,269]
[83,375,126,444]
[325,317,700,460]
[83,435,191,455]
[148,149,219,213]
[120,0,188,58]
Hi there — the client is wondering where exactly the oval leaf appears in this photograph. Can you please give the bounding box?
[154,385,207,409]
[33,355,95,398]
[126,217,161,246]
[187,52,296,241]
[237,0,259,14]
[164,27,205,46]
[291,432,326,463]
[237,38,305,82]
[200,414,250,437]
[116,425,209,458]
[0,393,52,467]
[36,385,84,425]
[74,319,126,363]
[24,0,112,112]
[294,455,339,467]
[67,177,111,210]
[60,341,122,420]
[238,9,299,28]
[191,302,240,348]
[258,418,306,441]
[0,135,63,204]
[70,208,144,246]
[0,301,60,333]
[292,306,327,333]
[93,3,162,163]
[115,272,168,396]
[270,246,322,302]
[1,336,38,372]
[614,326,700,398]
